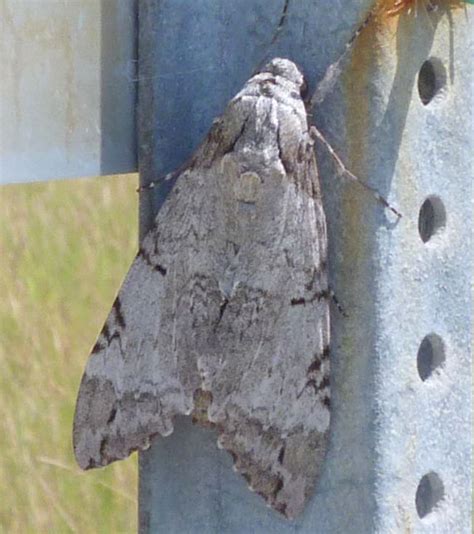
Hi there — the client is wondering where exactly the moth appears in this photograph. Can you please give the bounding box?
[73,58,332,519]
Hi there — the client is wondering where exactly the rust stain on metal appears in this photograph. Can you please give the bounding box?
[340,18,377,263]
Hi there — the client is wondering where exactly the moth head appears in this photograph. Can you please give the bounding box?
[262,58,306,96]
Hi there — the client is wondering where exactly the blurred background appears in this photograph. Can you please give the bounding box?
[0,174,138,532]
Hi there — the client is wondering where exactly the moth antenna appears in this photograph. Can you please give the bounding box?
[310,126,402,219]
[270,0,291,46]
[252,0,292,73]
[309,10,373,108]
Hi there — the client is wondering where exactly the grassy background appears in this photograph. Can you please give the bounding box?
[0,175,138,532]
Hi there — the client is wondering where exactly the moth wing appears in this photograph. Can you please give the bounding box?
[73,86,263,470]
[210,195,329,518]
[198,90,330,518]
[73,166,221,469]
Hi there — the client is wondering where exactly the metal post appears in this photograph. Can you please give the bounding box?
[1,0,137,183]
[137,2,472,532]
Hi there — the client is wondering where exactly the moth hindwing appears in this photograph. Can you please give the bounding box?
[73,58,330,519]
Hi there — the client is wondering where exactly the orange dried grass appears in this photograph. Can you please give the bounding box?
[379,0,465,15]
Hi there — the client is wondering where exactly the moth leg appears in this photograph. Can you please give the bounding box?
[136,169,179,192]
[309,126,402,219]
[328,287,347,318]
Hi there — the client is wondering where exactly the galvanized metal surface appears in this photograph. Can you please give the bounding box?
[0,0,137,184]
[317,4,473,532]
[355,8,472,533]
[135,2,472,533]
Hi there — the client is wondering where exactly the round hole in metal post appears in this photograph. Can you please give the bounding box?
[416,472,445,519]
[418,195,446,243]
[418,58,447,105]
[417,333,445,381]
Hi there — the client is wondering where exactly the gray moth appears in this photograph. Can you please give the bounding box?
[73,58,330,519]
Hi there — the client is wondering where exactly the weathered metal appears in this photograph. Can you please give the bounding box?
[0,0,137,184]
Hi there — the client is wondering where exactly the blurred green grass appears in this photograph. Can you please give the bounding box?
[0,175,139,532]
